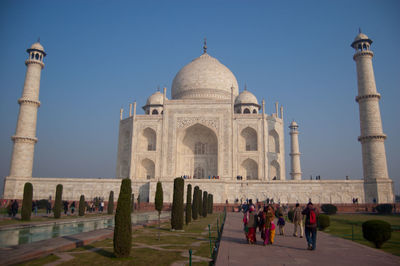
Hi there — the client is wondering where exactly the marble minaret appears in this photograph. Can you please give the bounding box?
[289,121,302,180]
[9,41,46,177]
[352,31,393,203]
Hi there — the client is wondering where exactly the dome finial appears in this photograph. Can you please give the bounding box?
[203,37,207,54]
[244,83,247,91]
[37,37,40,43]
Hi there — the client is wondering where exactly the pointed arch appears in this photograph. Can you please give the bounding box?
[241,158,258,180]
[269,160,280,180]
[141,158,155,179]
[268,129,280,153]
[141,127,156,151]
[240,127,257,151]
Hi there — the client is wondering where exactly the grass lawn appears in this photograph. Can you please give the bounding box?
[20,212,224,266]
[323,213,400,256]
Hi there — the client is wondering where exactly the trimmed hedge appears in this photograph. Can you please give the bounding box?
[171,178,184,230]
[79,195,85,216]
[114,178,132,257]
[375,204,393,214]
[202,191,208,218]
[155,182,163,214]
[54,184,63,219]
[108,191,114,215]
[321,204,337,215]
[208,194,213,214]
[185,184,192,225]
[318,214,330,231]
[192,186,199,220]
[21,182,33,221]
[362,220,392,248]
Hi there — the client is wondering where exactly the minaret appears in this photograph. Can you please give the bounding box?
[9,41,46,177]
[289,121,302,180]
[352,31,393,203]
[352,32,389,180]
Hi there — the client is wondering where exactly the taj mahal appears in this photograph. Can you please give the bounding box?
[3,33,395,204]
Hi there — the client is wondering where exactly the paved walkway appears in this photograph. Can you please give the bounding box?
[216,212,399,266]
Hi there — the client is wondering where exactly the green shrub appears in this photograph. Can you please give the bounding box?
[192,186,199,220]
[21,182,33,221]
[375,204,393,214]
[321,204,337,215]
[362,220,392,248]
[108,191,114,215]
[202,191,208,218]
[114,178,132,257]
[288,209,294,222]
[54,184,63,219]
[79,195,85,216]
[208,194,213,214]
[171,178,184,230]
[185,184,192,225]
[318,214,330,231]
[198,189,202,217]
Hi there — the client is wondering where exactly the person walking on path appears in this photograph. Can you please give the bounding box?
[246,206,258,244]
[302,202,319,250]
[70,202,75,214]
[46,200,52,214]
[63,201,68,215]
[260,205,276,245]
[277,213,285,235]
[293,203,304,238]
[11,200,19,217]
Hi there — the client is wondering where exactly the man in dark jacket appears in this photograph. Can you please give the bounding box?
[302,202,319,250]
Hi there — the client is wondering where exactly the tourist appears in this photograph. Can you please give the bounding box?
[70,202,75,214]
[277,213,285,235]
[302,202,318,250]
[100,201,104,212]
[243,206,249,243]
[63,201,68,215]
[293,203,304,238]
[247,206,258,244]
[260,205,275,245]
[46,200,52,214]
[11,200,19,217]
[32,200,38,216]
[7,200,13,217]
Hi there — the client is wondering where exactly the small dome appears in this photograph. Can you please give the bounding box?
[235,90,259,105]
[146,91,165,106]
[30,42,45,52]
[171,53,239,100]
[290,121,298,126]
[354,33,369,42]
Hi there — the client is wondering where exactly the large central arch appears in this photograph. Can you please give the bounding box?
[177,123,218,178]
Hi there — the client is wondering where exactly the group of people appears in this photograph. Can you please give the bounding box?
[242,200,319,250]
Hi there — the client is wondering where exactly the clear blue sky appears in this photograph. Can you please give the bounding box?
[1,0,399,196]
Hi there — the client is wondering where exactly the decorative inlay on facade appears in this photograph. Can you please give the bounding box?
[177,117,219,130]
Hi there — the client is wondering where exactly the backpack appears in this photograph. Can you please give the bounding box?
[309,209,316,224]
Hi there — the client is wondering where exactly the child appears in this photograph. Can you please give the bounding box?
[277,213,285,235]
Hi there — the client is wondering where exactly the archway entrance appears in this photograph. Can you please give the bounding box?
[177,123,218,178]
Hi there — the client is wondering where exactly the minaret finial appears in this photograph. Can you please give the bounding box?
[359,27,362,34]
[37,37,40,43]
[244,83,247,91]
[203,38,207,54]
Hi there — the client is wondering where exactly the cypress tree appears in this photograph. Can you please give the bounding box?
[202,191,208,217]
[207,194,212,214]
[198,189,202,217]
[185,184,192,225]
[108,191,114,215]
[21,182,33,221]
[114,178,132,257]
[209,194,213,214]
[171,177,184,230]
[155,181,163,240]
[192,186,199,220]
[79,195,85,216]
[54,184,63,219]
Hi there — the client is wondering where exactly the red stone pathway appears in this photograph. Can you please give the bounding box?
[216,212,399,266]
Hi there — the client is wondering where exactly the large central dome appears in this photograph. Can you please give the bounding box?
[171,53,239,100]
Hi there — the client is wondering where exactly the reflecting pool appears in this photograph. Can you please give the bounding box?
[0,211,170,247]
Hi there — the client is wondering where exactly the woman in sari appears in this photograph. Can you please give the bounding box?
[247,206,258,244]
[261,205,276,245]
